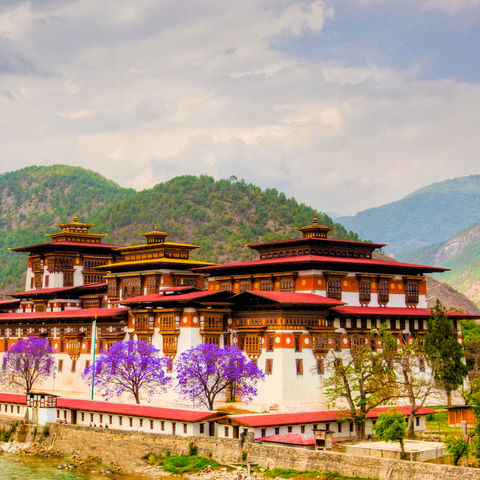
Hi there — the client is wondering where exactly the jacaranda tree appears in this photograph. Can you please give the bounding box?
[175,343,264,410]
[1,336,56,393]
[82,340,171,404]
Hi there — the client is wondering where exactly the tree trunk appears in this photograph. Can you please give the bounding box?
[134,391,140,404]
[407,412,415,439]
[399,439,406,460]
[356,421,366,441]
[446,390,452,408]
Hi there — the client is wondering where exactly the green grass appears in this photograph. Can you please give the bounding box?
[144,454,219,474]
[263,468,376,480]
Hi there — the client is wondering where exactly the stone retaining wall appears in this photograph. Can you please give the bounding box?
[2,417,480,480]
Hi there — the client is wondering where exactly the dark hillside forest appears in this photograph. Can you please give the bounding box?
[0,166,359,294]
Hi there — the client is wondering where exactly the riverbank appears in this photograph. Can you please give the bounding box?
[2,419,480,480]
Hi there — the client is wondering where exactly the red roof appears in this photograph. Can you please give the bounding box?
[366,406,437,418]
[11,283,107,298]
[121,290,230,304]
[10,286,77,297]
[332,306,480,318]
[258,433,315,445]
[56,398,222,422]
[0,393,26,404]
[0,308,128,322]
[234,291,345,305]
[247,237,386,249]
[11,241,120,252]
[230,406,437,427]
[0,299,20,305]
[194,254,446,274]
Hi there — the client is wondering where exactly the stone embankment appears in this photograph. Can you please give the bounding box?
[3,419,480,480]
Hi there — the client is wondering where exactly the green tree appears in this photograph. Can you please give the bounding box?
[424,300,468,407]
[391,336,440,438]
[324,325,398,441]
[444,436,470,466]
[372,408,407,459]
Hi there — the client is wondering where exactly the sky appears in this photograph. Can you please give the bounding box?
[0,0,479,216]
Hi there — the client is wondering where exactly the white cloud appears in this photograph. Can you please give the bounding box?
[421,0,480,13]
[0,0,478,216]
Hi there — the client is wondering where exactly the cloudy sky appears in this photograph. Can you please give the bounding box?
[0,0,479,215]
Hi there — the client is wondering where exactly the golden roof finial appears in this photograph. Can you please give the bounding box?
[154,225,158,231]
[73,214,78,223]
[312,214,318,225]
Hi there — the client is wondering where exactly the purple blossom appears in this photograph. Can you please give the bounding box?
[1,336,56,393]
[82,340,171,404]
[175,343,264,410]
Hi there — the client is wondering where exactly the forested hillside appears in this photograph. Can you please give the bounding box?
[0,167,359,294]
[337,175,480,254]
[94,175,359,263]
[0,165,134,293]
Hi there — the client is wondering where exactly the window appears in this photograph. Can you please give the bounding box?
[378,279,389,304]
[150,420,154,430]
[316,358,324,375]
[90,413,94,422]
[225,427,229,437]
[265,359,273,375]
[161,421,165,431]
[85,360,90,370]
[405,281,419,304]
[300,426,305,434]
[184,423,187,434]
[139,419,143,427]
[45,275,49,287]
[359,279,371,303]
[17,406,20,414]
[287,426,292,433]
[64,410,67,419]
[58,359,63,372]
[172,423,176,435]
[200,423,204,434]
[119,416,123,426]
[337,423,342,433]
[416,417,420,427]
[349,422,354,433]
[296,359,303,376]
[327,278,341,300]
[129,417,133,427]
[81,413,85,422]
[109,415,113,424]
[261,428,266,437]
[57,410,60,418]
[266,334,274,352]
[71,360,76,372]
[275,427,280,435]
[294,334,301,352]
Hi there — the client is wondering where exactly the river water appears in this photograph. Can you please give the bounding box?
[0,453,150,480]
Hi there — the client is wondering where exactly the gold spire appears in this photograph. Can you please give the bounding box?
[142,226,170,244]
[295,214,335,239]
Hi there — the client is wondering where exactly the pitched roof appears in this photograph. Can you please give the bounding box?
[257,433,315,445]
[120,290,231,305]
[11,241,119,252]
[230,406,437,427]
[56,398,222,422]
[247,237,386,249]
[0,393,26,404]
[10,283,107,299]
[0,308,128,322]
[194,254,447,274]
[332,306,480,318]
[232,291,345,305]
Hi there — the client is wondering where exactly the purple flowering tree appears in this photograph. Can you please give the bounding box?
[175,343,264,410]
[1,336,56,393]
[82,340,171,404]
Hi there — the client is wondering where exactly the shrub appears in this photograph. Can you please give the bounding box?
[188,442,198,456]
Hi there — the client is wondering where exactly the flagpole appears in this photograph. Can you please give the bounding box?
[90,314,97,400]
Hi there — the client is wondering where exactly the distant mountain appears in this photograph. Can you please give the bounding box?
[399,223,480,307]
[0,167,359,293]
[337,175,480,253]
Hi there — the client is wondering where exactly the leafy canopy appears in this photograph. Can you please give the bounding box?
[175,343,264,410]
[82,340,171,404]
[1,336,56,393]
[424,300,467,399]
